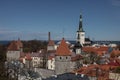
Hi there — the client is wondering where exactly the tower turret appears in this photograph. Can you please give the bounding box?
[55,38,71,75]
[77,14,85,45]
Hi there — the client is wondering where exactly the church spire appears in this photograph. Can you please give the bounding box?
[78,14,84,32]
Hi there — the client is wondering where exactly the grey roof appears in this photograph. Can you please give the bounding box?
[43,73,89,80]
[85,38,91,42]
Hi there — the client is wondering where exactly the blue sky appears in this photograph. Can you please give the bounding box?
[0,0,120,41]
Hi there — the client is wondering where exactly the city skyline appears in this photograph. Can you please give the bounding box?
[0,0,120,41]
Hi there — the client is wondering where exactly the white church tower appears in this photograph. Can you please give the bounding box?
[77,14,85,46]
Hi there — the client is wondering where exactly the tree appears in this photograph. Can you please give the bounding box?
[0,45,8,80]
[115,67,120,73]
[22,40,47,52]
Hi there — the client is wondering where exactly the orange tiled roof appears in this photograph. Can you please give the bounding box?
[48,56,54,60]
[75,64,117,78]
[8,41,19,51]
[82,46,109,56]
[56,38,71,56]
[25,53,32,60]
[97,46,109,51]
[110,49,120,56]
[82,47,95,53]
[8,39,23,51]
[48,40,55,46]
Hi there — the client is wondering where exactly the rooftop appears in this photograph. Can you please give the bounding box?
[56,38,71,56]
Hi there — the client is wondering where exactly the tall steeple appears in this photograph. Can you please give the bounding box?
[76,14,85,45]
[78,14,84,32]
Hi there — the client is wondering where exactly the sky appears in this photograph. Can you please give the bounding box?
[0,0,120,41]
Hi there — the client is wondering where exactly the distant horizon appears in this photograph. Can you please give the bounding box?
[0,0,120,41]
[0,39,120,42]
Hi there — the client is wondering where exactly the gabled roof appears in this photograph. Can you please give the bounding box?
[48,40,55,46]
[25,53,32,60]
[8,41,19,51]
[56,38,71,56]
[82,46,109,56]
[110,49,120,56]
[7,39,23,51]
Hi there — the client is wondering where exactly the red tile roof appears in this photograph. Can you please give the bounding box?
[48,40,55,46]
[56,38,71,56]
[25,53,32,60]
[82,46,109,56]
[8,39,23,51]
[110,49,120,56]
[74,64,117,79]
[8,41,19,51]
[48,56,54,60]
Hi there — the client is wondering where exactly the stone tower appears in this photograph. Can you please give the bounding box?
[55,38,71,75]
[77,14,85,46]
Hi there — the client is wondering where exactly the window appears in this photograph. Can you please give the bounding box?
[66,57,68,59]
[60,57,62,59]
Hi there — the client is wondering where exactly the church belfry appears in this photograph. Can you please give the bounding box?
[77,14,85,45]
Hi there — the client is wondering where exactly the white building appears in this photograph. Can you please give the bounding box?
[30,52,41,68]
[47,56,55,70]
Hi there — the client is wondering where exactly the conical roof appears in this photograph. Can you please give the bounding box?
[56,38,71,56]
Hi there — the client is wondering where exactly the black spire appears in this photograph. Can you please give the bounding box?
[78,14,84,32]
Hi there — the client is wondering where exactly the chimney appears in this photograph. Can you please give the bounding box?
[48,32,51,41]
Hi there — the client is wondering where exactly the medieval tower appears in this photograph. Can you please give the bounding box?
[55,38,71,75]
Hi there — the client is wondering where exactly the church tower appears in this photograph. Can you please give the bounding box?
[77,14,85,46]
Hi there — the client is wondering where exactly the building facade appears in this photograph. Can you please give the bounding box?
[7,39,23,61]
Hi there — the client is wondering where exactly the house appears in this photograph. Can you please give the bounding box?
[19,53,32,69]
[7,39,23,61]
[30,52,41,68]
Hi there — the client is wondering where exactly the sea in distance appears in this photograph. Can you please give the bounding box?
[0,40,120,46]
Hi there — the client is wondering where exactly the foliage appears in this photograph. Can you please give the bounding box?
[83,52,100,64]
[0,45,8,80]
[22,40,47,52]
[115,67,120,73]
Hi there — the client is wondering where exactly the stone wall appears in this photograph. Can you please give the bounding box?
[55,56,71,75]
